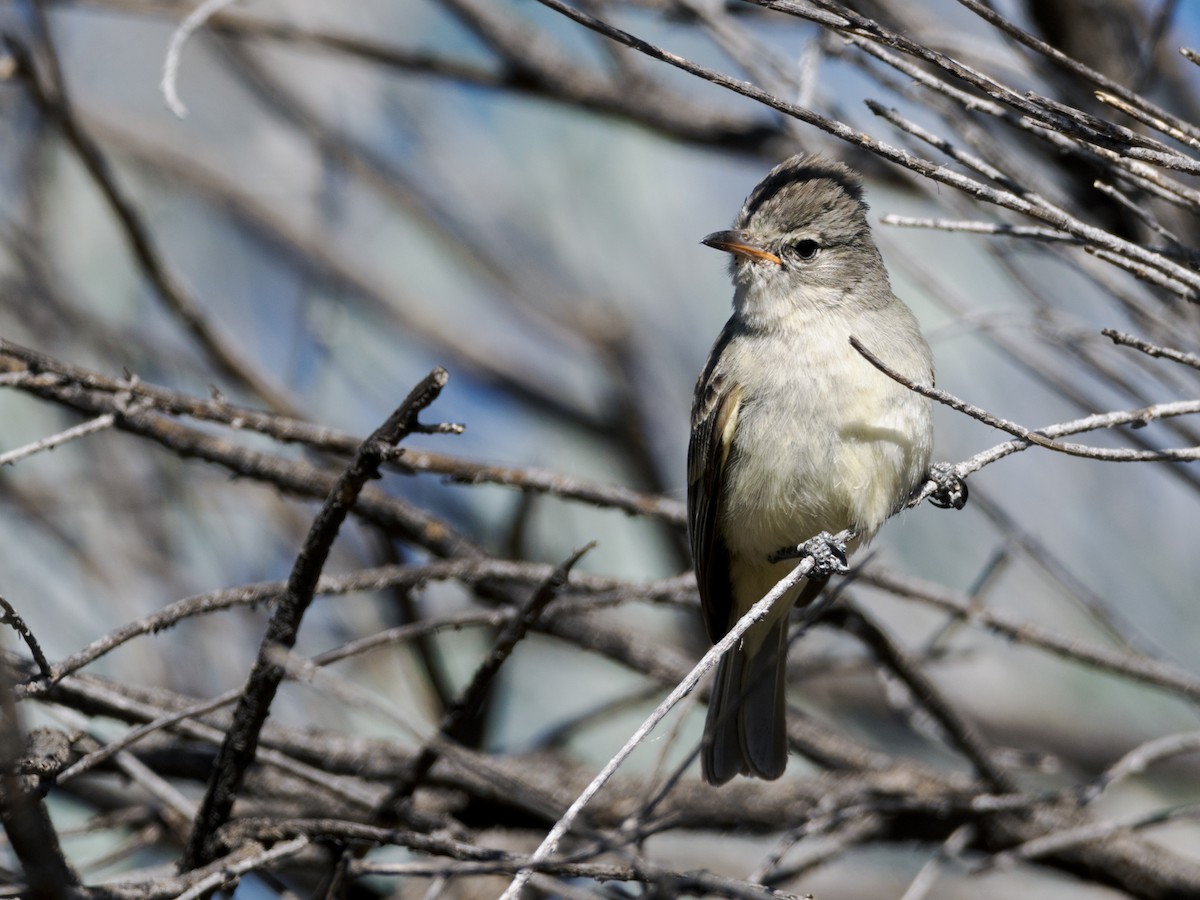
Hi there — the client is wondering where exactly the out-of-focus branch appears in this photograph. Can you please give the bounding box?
[2,35,300,416]
[60,0,781,150]
[377,543,593,816]
[861,566,1200,704]
[0,676,80,899]
[0,339,686,523]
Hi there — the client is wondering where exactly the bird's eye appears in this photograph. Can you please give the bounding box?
[793,239,820,260]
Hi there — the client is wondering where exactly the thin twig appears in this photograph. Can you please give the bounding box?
[882,215,1077,243]
[899,824,975,900]
[987,803,1200,867]
[1103,328,1200,372]
[852,336,1200,464]
[0,413,115,467]
[499,547,826,899]
[838,603,1016,793]
[160,0,241,117]
[0,597,52,680]
[861,567,1200,704]
[1079,730,1200,805]
[182,368,455,868]
[175,836,311,900]
[377,543,595,817]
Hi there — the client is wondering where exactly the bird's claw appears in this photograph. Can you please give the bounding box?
[927,462,968,510]
[769,530,849,577]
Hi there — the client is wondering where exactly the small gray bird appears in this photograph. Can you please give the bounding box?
[689,154,934,784]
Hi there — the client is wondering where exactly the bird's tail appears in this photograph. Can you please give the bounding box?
[702,616,789,785]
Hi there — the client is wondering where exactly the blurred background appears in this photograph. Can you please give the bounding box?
[3,1,1200,898]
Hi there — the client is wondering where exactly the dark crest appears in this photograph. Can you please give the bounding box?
[737,154,867,232]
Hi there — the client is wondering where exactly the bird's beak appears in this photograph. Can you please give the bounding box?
[701,230,782,265]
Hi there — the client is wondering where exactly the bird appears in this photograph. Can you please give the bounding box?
[688,154,934,784]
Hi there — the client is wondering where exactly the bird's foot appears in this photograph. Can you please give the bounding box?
[769,530,849,577]
[927,462,969,510]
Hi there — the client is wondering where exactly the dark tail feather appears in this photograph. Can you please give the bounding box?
[702,647,747,785]
[702,617,788,785]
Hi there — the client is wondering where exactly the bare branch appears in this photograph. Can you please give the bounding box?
[183,368,455,868]
[2,35,300,415]
[853,336,1200,465]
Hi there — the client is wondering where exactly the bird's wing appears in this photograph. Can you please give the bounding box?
[688,322,743,643]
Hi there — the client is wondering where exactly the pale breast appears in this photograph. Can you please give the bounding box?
[717,305,932,562]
